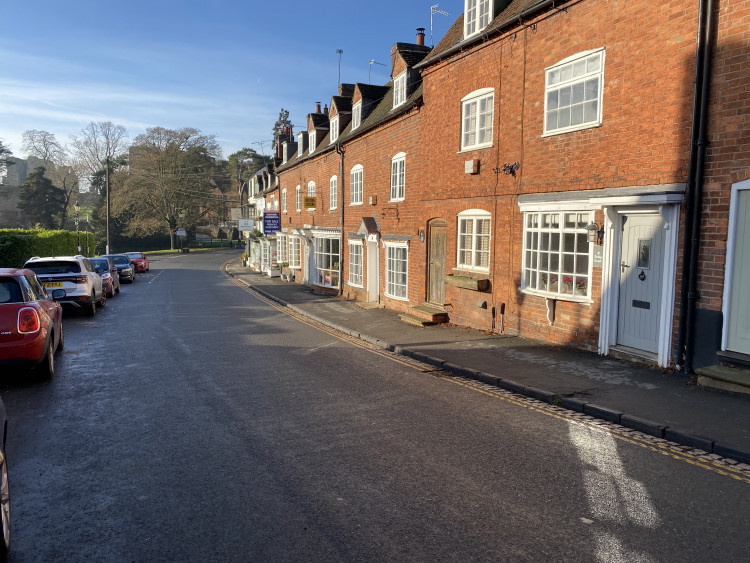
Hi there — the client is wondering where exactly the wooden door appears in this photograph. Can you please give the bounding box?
[427,220,447,305]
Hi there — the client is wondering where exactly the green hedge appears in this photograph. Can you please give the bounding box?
[0,229,96,268]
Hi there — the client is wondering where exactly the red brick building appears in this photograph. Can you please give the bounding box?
[255,0,749,381]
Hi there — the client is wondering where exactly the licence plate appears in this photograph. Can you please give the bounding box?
[44,282,63,288]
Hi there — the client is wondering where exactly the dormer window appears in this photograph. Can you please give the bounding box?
[330,116,339,144]
[297,133,305,158]
[393,71,407,108]
[309,130,317,153]
[465,0,492,38]
[282,142,289,164]
[352,102,362,130]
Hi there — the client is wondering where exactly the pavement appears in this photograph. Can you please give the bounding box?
[225,259,750,465]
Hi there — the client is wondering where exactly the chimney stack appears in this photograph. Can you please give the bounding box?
[315,102,322,113]
[416,28,425,46]
[324,104,329,116]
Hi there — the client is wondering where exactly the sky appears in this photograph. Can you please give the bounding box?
[0,0,458,162]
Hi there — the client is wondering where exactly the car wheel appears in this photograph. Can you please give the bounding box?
[0,446,10,561]
[38,337,55,379]
[87,294,96,316]
[98,291,106,308]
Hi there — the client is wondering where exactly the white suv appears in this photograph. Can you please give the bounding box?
[24,255,105,316]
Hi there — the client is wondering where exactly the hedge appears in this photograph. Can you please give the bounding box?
[0,229,96,268]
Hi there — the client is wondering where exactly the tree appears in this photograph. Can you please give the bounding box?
[17,167,66,228]
[227,148,270,197]
[22,130,80,229]
[69,121,128,178]
[117,127,223,249]
[271,108,293,150]
[0,140,12,178]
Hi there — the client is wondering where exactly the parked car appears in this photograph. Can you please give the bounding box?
[102,254,135,284]
[89,257,120,298]
[0,396,9,560]
[0,268,65,378]
[23,256,105,316]
[124,252,149,273]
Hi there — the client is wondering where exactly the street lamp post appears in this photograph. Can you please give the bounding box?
[74,201,81,254]
[86,214,90,256]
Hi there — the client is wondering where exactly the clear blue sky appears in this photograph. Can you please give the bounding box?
[0,0,458,160]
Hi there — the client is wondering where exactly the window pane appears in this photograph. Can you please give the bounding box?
[572,82,585,104]
[550,232,560,251]
[584,100,598,123]
[576,254,589,274]
[547,90,559,110]
[571,103,584,126]
[558,107,571,128]
[585,78,599,101]
[562,253,574,273]
[563,233,576,252]
[576,233,589,253]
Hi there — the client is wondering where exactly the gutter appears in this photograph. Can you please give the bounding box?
[679,0,715,373]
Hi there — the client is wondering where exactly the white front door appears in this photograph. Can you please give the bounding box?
[727,189,750,354]
[367,238,379,303]
[617,214,665,353]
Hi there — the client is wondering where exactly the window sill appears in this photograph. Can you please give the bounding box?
[542,121,602,138]
[389,197,405,203]
[457,143,493,155]
[350,202,363,207]
[385,293,409,302]
[520,287,593,304]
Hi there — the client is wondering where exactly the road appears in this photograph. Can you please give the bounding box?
[1,250,748,562]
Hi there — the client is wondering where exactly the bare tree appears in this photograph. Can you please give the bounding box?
[22,130,65,167]
[69,121,128,177]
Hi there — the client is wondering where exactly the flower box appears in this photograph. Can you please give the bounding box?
[445,274,490,291]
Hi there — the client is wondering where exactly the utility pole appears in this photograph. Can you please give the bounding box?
[105,156,110,254]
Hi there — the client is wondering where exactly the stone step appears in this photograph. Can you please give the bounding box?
[399,313,434,327]
[408,304,449,324]
[695,364,750,396]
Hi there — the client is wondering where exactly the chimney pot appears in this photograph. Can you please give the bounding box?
[416,27,426,46]
[324,104,329,115]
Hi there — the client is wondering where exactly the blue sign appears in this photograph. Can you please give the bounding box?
[263,211,281,234]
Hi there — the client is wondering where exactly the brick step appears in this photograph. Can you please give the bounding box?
[399,313,433,327]
[695,364,750,396]
[407,303,449,324]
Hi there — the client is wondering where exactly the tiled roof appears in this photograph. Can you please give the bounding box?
[338,83,356,97]
[331,96,352,113]
[421,0,550,67]
[392,42,432,67]
[309,113,329,129]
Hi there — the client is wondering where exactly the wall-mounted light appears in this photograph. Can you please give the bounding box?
[586,222,604,244]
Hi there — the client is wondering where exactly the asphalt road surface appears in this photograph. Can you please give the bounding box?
[2,250,748,562]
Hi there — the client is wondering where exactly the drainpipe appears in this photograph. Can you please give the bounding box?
[678,0,714,373]
[336,142,345,296]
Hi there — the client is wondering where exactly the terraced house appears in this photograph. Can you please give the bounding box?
[250,0,750,386]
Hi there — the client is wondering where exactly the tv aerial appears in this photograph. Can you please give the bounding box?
[430,4,450,47]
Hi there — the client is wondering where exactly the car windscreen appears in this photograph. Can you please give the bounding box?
[109,256,129,265]
[25,261,81,274]
[0,278,24,304]
[90,259,108,272]
[125,253,143,259]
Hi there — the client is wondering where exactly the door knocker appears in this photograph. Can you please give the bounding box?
[639,270,646,281]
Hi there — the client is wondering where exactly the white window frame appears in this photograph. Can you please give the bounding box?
[297,133,305,158]
[390,152,406,202]
[330,115,339,144]
[464,0,492,38]
[461,88,494,151]
[350,164,363,206]
[282,188,287,213]
[295,185,301,212]
[309,130,317,153]
[314,235,340,288]
[385,241,408,300]
[289,236,301,268]
[329,175,338,210]
[352,102,362,130]
[282,143,289,164]
[348,240,363,287]
[393,71,407,108]
[544,49,605,136]
[278,233,288,264]
[457,209,491,272]
[521,210,593,302]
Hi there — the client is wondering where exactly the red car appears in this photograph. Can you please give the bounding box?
[0,268,65,379]
[124,252,149,273]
